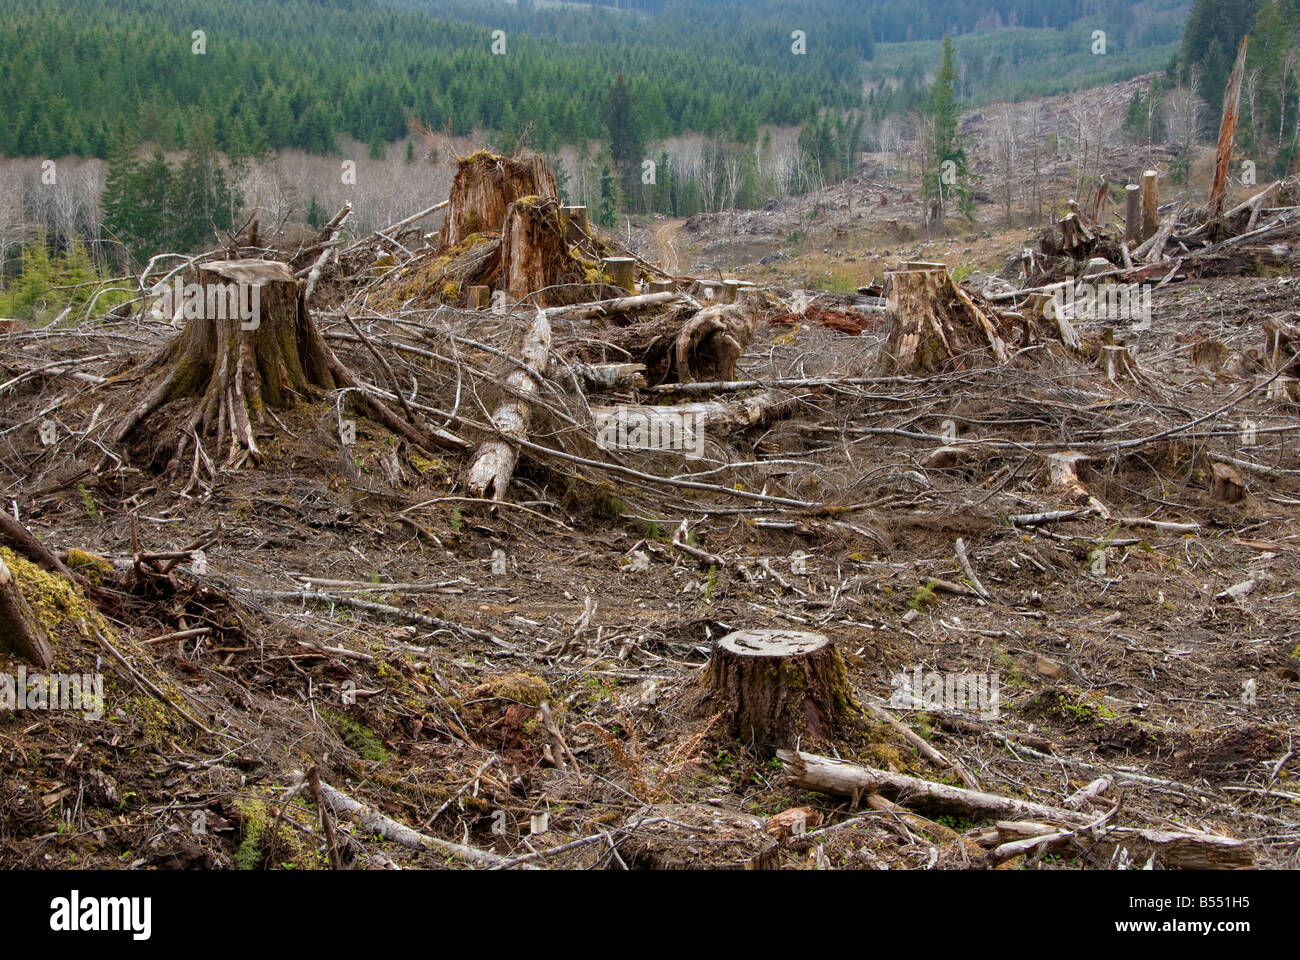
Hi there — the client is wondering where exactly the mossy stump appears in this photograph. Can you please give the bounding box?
[686,629,859,754]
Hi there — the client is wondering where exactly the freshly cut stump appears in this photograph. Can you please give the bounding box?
[877,264,1008,375]
[686,629,859,753]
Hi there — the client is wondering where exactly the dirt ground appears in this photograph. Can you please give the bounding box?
[2,102,1298,870]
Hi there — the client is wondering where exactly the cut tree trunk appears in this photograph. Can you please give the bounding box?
[112,260,443,474]
[500,197,570,307]
[683,629,860,753]
[0,553,53,668]
[464,309,552,500]
[112,260,341,471]
[878,264,1008,374]
[439,151,558,251]
[1141,170,1160,241]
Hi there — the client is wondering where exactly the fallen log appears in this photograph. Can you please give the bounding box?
[543,291,684,322]
[778,749,1093,825]
[295,771,523,869]
[464,308,551,500]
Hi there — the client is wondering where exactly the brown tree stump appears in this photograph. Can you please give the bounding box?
[0,554,53,668]
[112,261,438,474]
[501,198,571,307]
[112,261,343,471]
[878,264,1008,374]
[1211,462,1246,503]
[439,151,558,251]
[685,629,859,752]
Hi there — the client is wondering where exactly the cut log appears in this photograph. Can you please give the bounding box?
[500,197,570,307]
[0,553,53,668]
[778,749,1093,825]
[1208,36,1249,223]
[878,264,1008,374]
[684,630,860,752]
[543,291,683,322]
[464,309,551,500]
[591,391,799,455]
[439,151,558,251]
[573,362,648,392]
[559,205,590,244]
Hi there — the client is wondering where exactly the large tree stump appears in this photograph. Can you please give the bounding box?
[684,629,859,752]
[500,198,570,307]
[878,264,1008,374]
[0,554,53,669]
[113,260,438,474]
[112,261,343,471]
[439,151,558,251]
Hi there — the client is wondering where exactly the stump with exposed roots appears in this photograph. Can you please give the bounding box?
[111,260,346,473]
[684,629,860,752]
[111,260,433,480]
[878,263,1009,375]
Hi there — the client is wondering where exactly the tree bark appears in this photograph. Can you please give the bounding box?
[1208,36,1250,223]
[500,197,570,307]
[439,151,558,251]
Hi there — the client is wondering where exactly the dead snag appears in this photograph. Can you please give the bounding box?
[878,264,1008,374]
[439,150,558,251]
[464,309,552,500]
[500,197,570,307]
[1208,36,1250,225]
[0,554,53,668]
[683,629,860,754]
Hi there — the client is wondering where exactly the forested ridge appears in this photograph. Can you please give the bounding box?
[3,0,1188,160]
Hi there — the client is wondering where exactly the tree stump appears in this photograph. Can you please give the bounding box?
[1211,462,1246,503]
[439,151,558,251]
[684,629,859,752]
[878,264,1008,374]
[0,554,53,669]
[112,260,343,470]
[112,261,438,473]
[500,198,571,307]
[601,257,636,292]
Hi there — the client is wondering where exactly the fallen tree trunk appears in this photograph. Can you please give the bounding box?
[464,309,552,500]
[544,291,684,322]
[778,749,1093,825]
[0,553,54,668]
[296,771,523,869]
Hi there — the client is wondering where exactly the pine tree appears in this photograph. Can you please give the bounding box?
[598,165,618,228]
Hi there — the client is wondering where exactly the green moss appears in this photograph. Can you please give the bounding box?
[0,547,112,638]
[65,549,113,585]
[322,710,389,763]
